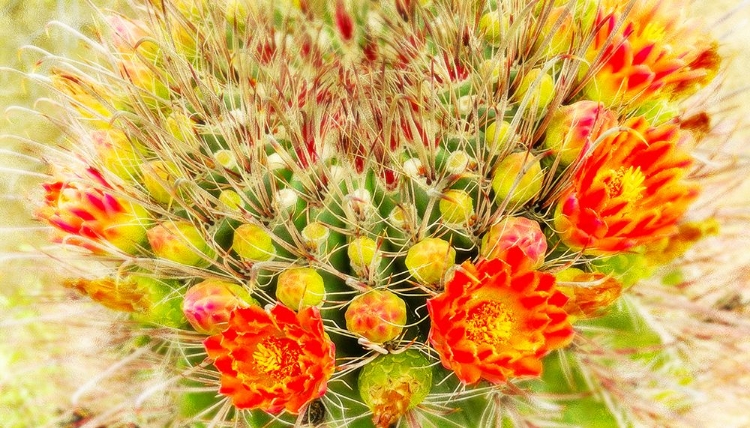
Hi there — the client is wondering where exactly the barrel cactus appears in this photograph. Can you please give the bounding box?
[22,0,732,426]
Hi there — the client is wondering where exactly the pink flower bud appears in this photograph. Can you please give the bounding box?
[480,216,547,267]
[543,101,617,166]
[183,279,257,334]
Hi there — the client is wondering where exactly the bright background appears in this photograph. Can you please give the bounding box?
[1,1,749,426]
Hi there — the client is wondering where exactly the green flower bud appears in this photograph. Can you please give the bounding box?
[147,220,216,267]
[302,221,330,253]
[358,350,433,427]
[131,275,189,329]
[478,12,507,45]
[276,267,326,309]
[91,129,143,181]
[405,238,456,286]
[444,150,476,175]
[232,223,276,261]
[214,150,238,171]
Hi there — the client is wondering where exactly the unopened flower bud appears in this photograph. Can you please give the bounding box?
[481,216,547,266]
[358,350,432,428]
[301,222,330,253]
[345,290,407,343]
[405,238,456,286]
[91,129,143,181]
[513,69,555,112]
[543,101,617,166]
[38,170,150,254]
[478,12,507,46]
[142,160,182,204]
[439,189,474,225]
[147,220,216,267]
[348,236,379,272]
[183,279,257,334]
[445,150,475,174]
[491,152,543,207]
[484,120,515,151]
[130,275,189,329]
[276,267,326,309]
[219,190,243,212]
[232,223,276,261]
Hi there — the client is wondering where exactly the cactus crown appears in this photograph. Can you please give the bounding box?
[25,0,725,426]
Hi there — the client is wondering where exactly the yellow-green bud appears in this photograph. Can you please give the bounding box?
[484,120,515,151]
[445,150,475,174]
[214,150,238,171]
[514,68,555,112]
[276,267,326,309]
[166,112,199,153]
[478,12,506,45]
[348,236,379,271]
[479,59,503,86]
[232,223,276,261]
[439,189,474,225]
[301,222,330,253]
[405,238,456,286]
[142,160,182,204]
[218,190,243,212]
[147,220,216,267]
[91,129,143,181]
[225,0,257,29]
[491,152,543,207]
[131,275,188,329]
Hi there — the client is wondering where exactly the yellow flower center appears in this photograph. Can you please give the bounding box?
[605,166,645,202]
[252,337,301,380]
[466,301,515,346]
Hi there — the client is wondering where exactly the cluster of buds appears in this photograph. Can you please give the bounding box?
[31,0,723,426]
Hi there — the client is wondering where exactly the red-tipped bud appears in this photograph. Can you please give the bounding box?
[183,279,257,334]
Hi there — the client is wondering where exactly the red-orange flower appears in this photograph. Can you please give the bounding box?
[203,304,336,414]
[426,247,574,385]
[583,0,720,107]
[554,117,699,254]
[37,168,150,254]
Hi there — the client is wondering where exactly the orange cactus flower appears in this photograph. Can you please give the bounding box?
[426,247,574,385]
[583,0,720,107]
[37,168,150,254]
[554,117,698,254]
[203,304,336,414]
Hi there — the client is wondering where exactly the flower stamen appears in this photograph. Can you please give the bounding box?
[466,301,515,346]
